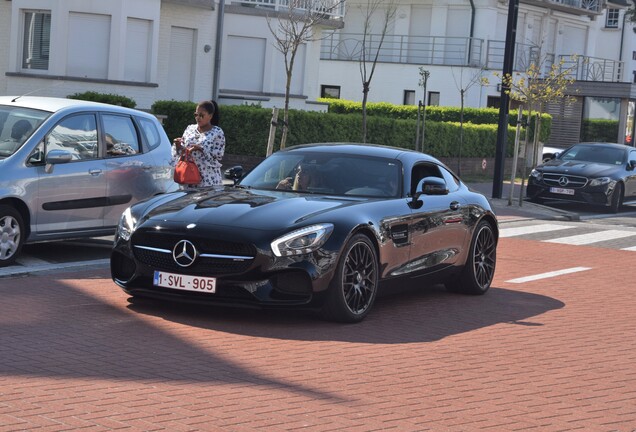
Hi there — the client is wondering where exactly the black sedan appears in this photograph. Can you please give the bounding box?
[527,142,636,213]
[111,143,498,322]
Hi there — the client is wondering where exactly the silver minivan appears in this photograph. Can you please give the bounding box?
[0,96,177,267]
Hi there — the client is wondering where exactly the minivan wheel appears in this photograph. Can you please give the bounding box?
[0,205,25,267]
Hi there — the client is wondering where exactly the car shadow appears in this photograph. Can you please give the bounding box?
[0,272,562,400]
[127,282,564,344]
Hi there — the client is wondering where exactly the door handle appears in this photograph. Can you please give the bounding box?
[450,201,460,211]
[89,169,102,176]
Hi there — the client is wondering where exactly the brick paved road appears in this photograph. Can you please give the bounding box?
[1,238,635,431]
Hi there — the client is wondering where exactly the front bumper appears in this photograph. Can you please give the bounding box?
[526,180,613,206]
[110,232,338,309]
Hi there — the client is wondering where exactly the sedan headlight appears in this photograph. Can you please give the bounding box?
[271,224,334,257]
[117,207,137,241]
[530,169,542,181]
[588,177,612,187]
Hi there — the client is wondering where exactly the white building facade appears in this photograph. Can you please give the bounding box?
[1,0,635,145]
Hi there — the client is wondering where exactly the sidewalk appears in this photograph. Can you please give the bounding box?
[468,182,579,223]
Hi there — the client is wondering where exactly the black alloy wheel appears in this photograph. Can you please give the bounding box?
[322,234,378,323]
[610,182,623,214]
[446,220,497,295]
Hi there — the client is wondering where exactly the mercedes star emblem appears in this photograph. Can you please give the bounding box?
[558,176,569,186]
[173,240,198,267]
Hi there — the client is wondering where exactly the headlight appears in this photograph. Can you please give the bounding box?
[117,207,137,241]
[530,169,542,181]
[271,224,334,257]
[588,177,612,187]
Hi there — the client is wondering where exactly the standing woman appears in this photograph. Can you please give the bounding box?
[172,100,225,189]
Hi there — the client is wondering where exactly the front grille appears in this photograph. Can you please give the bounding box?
[131,230,256,275]
[542,173,588,188]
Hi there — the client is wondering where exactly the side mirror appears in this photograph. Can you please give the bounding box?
[628,160,636,171]
[411,176,448,203]
[224,165,244,184]
[419,176,448,196]
[44,149,73,173]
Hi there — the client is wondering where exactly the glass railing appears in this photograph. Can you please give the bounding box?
[321,33,623,82]
[320,32,484,67]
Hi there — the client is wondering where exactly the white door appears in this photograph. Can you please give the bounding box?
[168,27,195,101]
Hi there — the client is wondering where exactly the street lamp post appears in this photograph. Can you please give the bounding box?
[493,0,519,199]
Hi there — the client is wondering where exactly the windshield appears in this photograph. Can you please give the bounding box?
[239,152,402,198]
[0,105,50,158]
[559,144,626,166]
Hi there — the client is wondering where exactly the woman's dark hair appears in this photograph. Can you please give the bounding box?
[210,100,220,126]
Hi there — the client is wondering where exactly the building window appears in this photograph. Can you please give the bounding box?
[22,11,51,70]
[633,71,636,84]
[428,92,440,106]
[632,51,636,61]
[321,85,341,99]
[606,9,619,28]
[403,90,415,105]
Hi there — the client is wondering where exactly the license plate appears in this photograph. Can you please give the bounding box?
[153,271,216,293]
[550,187,574,195]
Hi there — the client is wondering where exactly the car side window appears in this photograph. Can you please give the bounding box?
[439,166,461,193]
[103,114,139,157]
[46,114,98,161]
[411,163,444,195]
[137,117,162,151]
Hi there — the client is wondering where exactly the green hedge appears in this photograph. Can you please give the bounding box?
[151,101,518,158]
[319,98,551,143]
[581,119,619,142]
[67,91,137,108]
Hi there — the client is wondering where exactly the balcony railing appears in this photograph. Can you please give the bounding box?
[548,0,601,13]
[559,55,624,82]
[321,33,623,83]
[232,0,345,19]
[320,32,484,67]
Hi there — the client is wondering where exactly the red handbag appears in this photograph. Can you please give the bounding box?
[173,147,202,185]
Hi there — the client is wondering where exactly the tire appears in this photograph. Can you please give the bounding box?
[609,182,623,214]
[0,205,25,267]
[445,221,497,295]
[322,234,378,323]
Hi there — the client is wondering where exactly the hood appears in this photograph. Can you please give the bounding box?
[540,159,621,177]
[139,187,364,230]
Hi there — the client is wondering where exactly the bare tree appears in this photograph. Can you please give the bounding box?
[451,67,488,176]
[357,0,397,143]
[268,0,345,150]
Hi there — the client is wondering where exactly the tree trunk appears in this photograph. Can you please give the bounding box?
[361,81,369,143]
[280,71,293,150]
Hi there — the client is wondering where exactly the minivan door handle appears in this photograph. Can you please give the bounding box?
[89,169,102,176]
[450,201,461,211]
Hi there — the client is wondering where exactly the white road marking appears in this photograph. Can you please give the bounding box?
[544,229,636,245]
[506,267,592,284]
[500,224,576,238]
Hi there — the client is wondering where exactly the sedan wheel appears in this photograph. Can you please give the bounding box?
[0,205,25,267]
[446,221,497,295]
[322,234,378,323]
[610,182,623,214]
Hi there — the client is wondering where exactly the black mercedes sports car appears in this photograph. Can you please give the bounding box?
[527,142,636,213]
[111,143,498,322]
